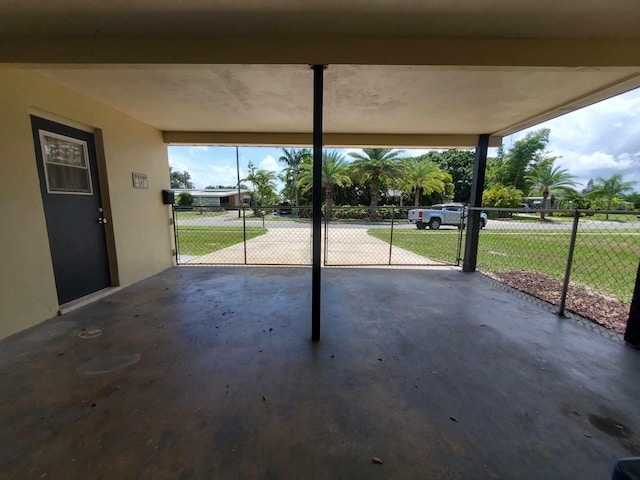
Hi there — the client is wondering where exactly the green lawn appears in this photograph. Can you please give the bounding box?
[370,229,462,264]
[176,226,267,256]
[369,228,639,302]
[582,213,639,223]
[498,213,639,223]
[510,214,570,223]
[174,210,229,220]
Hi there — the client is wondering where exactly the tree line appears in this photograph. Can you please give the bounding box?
[260,148,460,216]
[170,131,638,218]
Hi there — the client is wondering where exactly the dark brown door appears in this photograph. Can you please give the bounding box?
[31,116,111,304]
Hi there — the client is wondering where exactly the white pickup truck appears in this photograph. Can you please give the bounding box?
[407,203,488,230]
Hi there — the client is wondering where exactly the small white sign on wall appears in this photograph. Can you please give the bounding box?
[132,172,148,189]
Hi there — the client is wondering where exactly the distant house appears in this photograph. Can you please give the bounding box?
[522,196,544,208]
[617,201,635,211]
[522,195,563,209]
[173,188,251,207]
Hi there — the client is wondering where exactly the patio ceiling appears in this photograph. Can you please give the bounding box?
[2,0,640,147]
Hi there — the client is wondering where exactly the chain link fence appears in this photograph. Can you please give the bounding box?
[324,206,463,266]
[172,203,639,333]
[173,205,312,265]
[467,207,640,333]
[173,204,465,267]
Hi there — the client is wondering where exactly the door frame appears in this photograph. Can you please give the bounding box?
[31,112,119,303]
[92,128,119,288]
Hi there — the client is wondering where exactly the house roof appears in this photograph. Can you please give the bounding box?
[2,1,639,148]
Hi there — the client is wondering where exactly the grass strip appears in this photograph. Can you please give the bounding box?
[369,228,639,302]
[177,226,267,256]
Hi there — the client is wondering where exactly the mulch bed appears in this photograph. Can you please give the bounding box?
[486,270,630,333]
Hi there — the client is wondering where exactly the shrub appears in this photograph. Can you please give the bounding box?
[482,184,523,208]
[177,192,193,206]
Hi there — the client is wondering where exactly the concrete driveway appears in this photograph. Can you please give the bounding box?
[186,220,443,265]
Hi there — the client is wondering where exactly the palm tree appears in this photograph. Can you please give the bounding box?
[525,160,577,219]
[278,148,310,209]
[348,148,404,216]
[243,162,278,207]
[592,174,637,220]
[298,150,352,213]
[402,158,452,206]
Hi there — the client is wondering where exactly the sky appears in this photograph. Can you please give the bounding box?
[168,87,640,192]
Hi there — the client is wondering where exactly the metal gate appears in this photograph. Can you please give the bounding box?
[172,204,466,267]
[172,205,313,266]
[323,206,464,266]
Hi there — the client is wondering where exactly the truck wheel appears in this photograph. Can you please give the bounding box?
[416,221,426,230]
[429,218,441,230]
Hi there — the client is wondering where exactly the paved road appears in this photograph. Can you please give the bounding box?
[176,211,640,231]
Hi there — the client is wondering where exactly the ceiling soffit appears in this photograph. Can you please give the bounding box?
[2,0,640,38]
[32,65,640,145]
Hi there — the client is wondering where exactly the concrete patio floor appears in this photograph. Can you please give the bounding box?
[1,266,639,479]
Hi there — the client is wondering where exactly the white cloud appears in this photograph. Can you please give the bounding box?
[259,155,280,172]
[340,148,362,155]
[403,148,440,156]
[168,146,238,188]
[202,165,241,187]
[339,147,430,159]
[504,87,640,191]
[508,88,640,157]
[187,146,210,156]
[550,149,640,189]
[556,150,619,171]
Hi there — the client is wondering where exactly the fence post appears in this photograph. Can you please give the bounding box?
[558,209,580,317]
[624,261,640,348]
[456,208,465,266]
[172,204,180,265]
[463,134,489,272]
[242,206,247,265]
[388,207,395,265]
[324,206,329,266]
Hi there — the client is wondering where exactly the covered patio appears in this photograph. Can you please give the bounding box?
[2,0,640,478]
[2,266,638,479]
[2,0,640,340]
